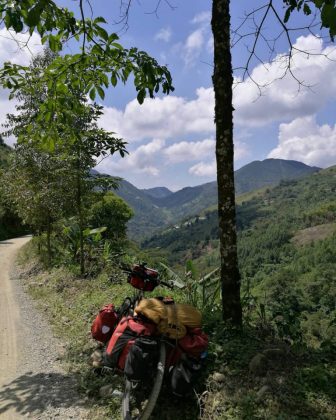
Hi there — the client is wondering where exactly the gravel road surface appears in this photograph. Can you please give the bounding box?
[0,237,89,419]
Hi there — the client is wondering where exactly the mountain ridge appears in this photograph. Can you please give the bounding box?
[108,158,321,239]
[142,187,173,199]
[142,165,336,267]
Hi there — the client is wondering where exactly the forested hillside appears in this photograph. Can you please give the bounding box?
[113,159,319,240]
[0,140,28,240]
[234,158,320,194]
[142,186,173,199]
[143,166,336,270]
[116,179,174,238]
[143,165,336,345]
[0,137,11,168]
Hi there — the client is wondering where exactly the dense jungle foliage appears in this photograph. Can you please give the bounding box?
[0,139,29,240]
[115,159,319,240]
[143,167,336,349]
[0,0,335,417]
[18,162,336,418]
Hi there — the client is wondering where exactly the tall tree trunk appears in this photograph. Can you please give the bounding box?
[212,0,242,325]
[76,156,85,276]
[46,215,51,268]
[37,229,41,254]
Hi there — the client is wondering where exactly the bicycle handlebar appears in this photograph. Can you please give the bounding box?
[121,266,174,290]
[158,280,174,290]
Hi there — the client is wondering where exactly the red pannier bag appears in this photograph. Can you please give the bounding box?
[179,327,208,358]
[166,327,209,367]
[128,264,159,291]
[91,304,118,343]
[106,316,157,370]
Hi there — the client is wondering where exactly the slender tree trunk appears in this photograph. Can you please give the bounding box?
[76,150,85,276]
[37,229,41,254]
[46,215,51,268]
[212,0,242,325]
[46,171,52,267]
[77,171,85,276]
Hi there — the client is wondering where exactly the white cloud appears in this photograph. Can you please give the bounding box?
[155,27,172,42]
[0,28,43,66]
[99,35,336,148]
[191,11,211,25]
[188,139,249,177]
[99,87,215,142]
[183,28,205,67]
[268,116,336,168]
[0,29,43,146]
[97,139,165,176]
[233,35,336,126]
[189,160,216,177]
[206,36,214,54]
[164,138,215,163]
[179,11,211,67]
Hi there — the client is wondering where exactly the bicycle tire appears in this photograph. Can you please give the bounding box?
[121,341,166,420]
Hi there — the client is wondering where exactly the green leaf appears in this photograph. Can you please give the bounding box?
[96,26,109,42]
[26,7,42,27]
[111,73,117,87]
[101,73,109,87]
[45,111,52,122]
[89,88,96,101]
[314,0,324,8]
[284,7,291,23]
[96,86,105,99]
[4,13,11,29]
[56,82,68,95]
[303,3,311,15]
[94,17,107,24]
[108,33,119,43]
[111,42,124,50]
[137,89,146,104]
[49,36,57,52]
[12,16,24,33]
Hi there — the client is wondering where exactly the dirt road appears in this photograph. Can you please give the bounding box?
[0,237,89,419]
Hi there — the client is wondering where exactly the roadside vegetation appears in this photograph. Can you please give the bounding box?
[0,2,335,418]
[0,138,29,240]
[14,166,336,419]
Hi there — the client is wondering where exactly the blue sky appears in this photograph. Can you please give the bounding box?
[1,1,336,191]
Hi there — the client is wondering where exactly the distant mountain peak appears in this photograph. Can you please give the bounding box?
[93,158,321,241]
[234,158,320,194]
[142,187,173,199]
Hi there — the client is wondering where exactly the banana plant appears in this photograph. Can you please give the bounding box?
[62,220,106,262]
[159,262,221,310]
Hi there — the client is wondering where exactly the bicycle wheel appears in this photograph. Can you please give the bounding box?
[122,341,166,420]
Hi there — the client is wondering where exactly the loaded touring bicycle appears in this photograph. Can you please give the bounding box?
[91,263,208,420]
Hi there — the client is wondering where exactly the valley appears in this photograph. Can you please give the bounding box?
[113,158,320,240]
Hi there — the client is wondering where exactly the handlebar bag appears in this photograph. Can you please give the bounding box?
[91,304,118,343]
[128,264,159,291]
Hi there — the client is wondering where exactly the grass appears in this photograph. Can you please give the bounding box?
[17,241,201,419]
[201,325,336,420]
[291,223,336,247]
[199,187,269,215]
[17,241,336,420]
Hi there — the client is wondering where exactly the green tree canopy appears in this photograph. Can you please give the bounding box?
[89,192,134,243]
[0,1,174,149]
